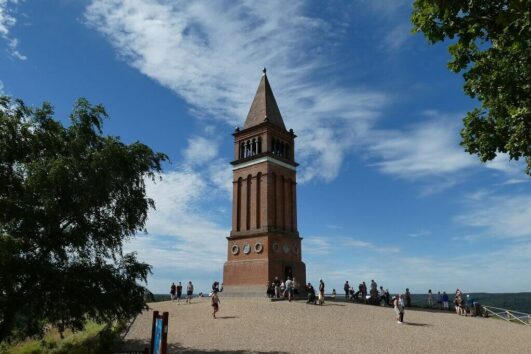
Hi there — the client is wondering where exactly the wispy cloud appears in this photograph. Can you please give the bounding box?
[124,168,229,289]
[367,114,476,180]
[486,153,529,185]
[304,236,333,255]
[342,238,400,254]
[408,229,431,238]
[307,242,531,293]
[455,193,531,239]
[0,0,26,60]
[85,0,386,183]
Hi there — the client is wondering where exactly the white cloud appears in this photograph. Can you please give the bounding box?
[408,229,431,238]
[455,193,531,239]
[382,23,411,52]
[0,0,26,60]
[125,169,228,273]
[304,236,333,256]
[85,0,386,183]
[182,136,219,166]
[368,117,477,180]
[307,242,531,293]
[486,153,529,184]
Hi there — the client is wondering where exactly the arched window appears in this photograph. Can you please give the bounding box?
[256,172,261,228]
[240,142,245,159]
[246,175,252,230]
[257,137,262,154]
[237,177,242,231]
[286,144,290,159]
[271,173,277,227]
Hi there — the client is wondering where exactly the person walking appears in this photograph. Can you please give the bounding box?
[211,289,220,318]
[170,282,176,301]
[186,281,194,304]
[427,289,433,308]
[176,282,183,304]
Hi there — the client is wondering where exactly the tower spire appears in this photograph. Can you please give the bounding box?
[243,69,286,130]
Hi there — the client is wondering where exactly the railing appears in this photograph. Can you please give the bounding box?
[482,305,531,327]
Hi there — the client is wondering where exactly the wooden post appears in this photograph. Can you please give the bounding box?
[150,311,159,354]
[161,312,169,354]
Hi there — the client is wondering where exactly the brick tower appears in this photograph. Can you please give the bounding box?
[223,69,306,296]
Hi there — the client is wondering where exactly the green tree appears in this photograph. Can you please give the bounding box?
[412,0,531,175]
[0,97,167,339]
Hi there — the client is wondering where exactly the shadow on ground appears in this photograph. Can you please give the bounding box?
[115,339,289,353]
[404,322,431,327]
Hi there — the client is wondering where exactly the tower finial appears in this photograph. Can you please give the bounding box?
[262,67,267,75]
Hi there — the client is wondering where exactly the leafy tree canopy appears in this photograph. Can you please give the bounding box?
[412,0,531,175]
[0,97,167,339]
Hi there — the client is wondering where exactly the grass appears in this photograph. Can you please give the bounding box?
[0,321,125,354]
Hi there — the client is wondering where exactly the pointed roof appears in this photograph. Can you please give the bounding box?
[243,68,286,130]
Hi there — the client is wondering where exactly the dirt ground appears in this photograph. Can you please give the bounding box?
[119,298,531,353]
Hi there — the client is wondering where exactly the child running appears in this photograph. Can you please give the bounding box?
[211,290,220,319]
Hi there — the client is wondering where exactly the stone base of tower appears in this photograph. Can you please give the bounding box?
[223,259,306,297]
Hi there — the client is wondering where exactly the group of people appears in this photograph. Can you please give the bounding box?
[306,279,326,305]
[342,280,407,307]
[174,278,480,322]
[266,276,299,301]
[169,281,194,304]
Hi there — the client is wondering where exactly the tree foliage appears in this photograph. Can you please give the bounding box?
[0,97,167,339]
[412,0,531,174]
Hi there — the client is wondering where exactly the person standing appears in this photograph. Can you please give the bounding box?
[344,281,350,299]
[285,277,294,302]
[176,282,183,304]
[442,291,449,310]
[186,281,194,304]
[318,279,325,305]
[170,282,176,301]
[306,283,316,304]
[405,288,412,307]
[361,281,367,303]
[379,286,387,306]
[427,289,433,308]
[393,295,405,323]
[211,290,220,318]
[331,289,336,301]
[437,291,443,309]
[274,277,281,298]
[293,277,299,296]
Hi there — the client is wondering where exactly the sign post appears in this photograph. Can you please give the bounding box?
[150,311,169,354]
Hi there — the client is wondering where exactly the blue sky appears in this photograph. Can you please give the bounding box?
[1,0,530,294]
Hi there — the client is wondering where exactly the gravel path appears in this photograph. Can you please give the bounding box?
[119,298,531,353]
